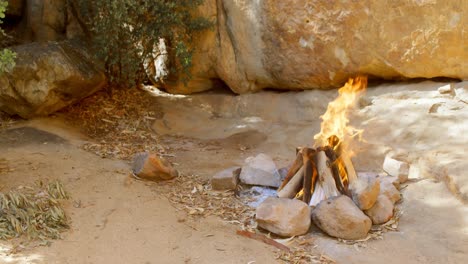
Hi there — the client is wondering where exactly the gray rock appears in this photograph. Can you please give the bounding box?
[311,195,372,240]
[350,176,380,210]
[0,41,106,118]
[380,180,401,204]
[211,167,241,190]
[365,195,394,224]
[256,197,311,237]
[239,153,281,188]
[383,155,409,183]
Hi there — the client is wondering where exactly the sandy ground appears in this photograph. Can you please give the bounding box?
[0,80,467,263]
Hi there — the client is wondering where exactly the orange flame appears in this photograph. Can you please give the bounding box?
[314,76,368,154]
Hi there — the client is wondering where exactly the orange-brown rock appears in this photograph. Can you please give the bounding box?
[132,152,178,181]
[161,0,467,94]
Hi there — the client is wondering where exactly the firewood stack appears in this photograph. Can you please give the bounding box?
[277,135,357,206]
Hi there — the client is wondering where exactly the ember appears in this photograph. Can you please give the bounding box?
[278,76,368,206]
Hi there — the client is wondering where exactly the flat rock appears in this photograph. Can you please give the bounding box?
[256,197,311,237]
[211,167,241,190]
[311,195,372,240]
[239,153,281,188]
[380,180,401,204]
[365,195,394,224]
[350,176,380,210]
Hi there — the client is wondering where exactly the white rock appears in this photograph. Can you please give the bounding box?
[256,197,311,237]
[350,176,380,210]
[383,155,409,183]
[438,84,453,94]
[311,195,372,240]
[239,153,281,188]
[365,195,394,224]
[211,167,241,190]
[408,163,422,180]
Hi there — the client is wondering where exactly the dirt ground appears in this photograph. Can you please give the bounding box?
[0,80,467,263]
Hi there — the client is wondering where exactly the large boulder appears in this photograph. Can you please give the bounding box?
[162,0,467,94]
[0,41,106,118]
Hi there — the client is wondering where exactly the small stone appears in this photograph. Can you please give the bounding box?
[240,153,281,188]
[365,195,394,224]
[132,152,178,181]
[437,84,453,94]
[383,155,409,183]
[380,180,401,204]
[311,195,372,240]
[211,167,241,190]
[256,197,311,237]
[350,176,380,210]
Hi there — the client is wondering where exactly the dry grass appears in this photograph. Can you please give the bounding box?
[0,180,69,243]
[61,87,165,160]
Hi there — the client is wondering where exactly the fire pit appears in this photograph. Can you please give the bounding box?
[252,76,403,240]
[278,76,366,206]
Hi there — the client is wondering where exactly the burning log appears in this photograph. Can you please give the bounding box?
[277,137,360,206]
[301,148,317,204]
[278,151,303,191]
[277,148,319,204]
[277,76,367,206]
[277,166,304,199]
[321,145,347,195]
[340,152,357,184]
[314,151,340,203]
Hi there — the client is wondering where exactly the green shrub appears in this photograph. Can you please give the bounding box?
[73,0,212,87]
[0,0,16,74]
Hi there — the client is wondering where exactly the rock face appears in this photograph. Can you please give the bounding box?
[239,154,281,188]
[350,176,380,210]
[6,0,24,17]
[311,195,371,240]
[5,0,84,42]
[211,167,241,190]
[0,41,106,118]
[256,197,311,237]
[365,195,394,225]
[163,0,467,94]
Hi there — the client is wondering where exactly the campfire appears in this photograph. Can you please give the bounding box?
[215,75,404,242]
[277,76,367,206]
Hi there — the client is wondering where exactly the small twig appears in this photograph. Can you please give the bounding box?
[236,230,291,252]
